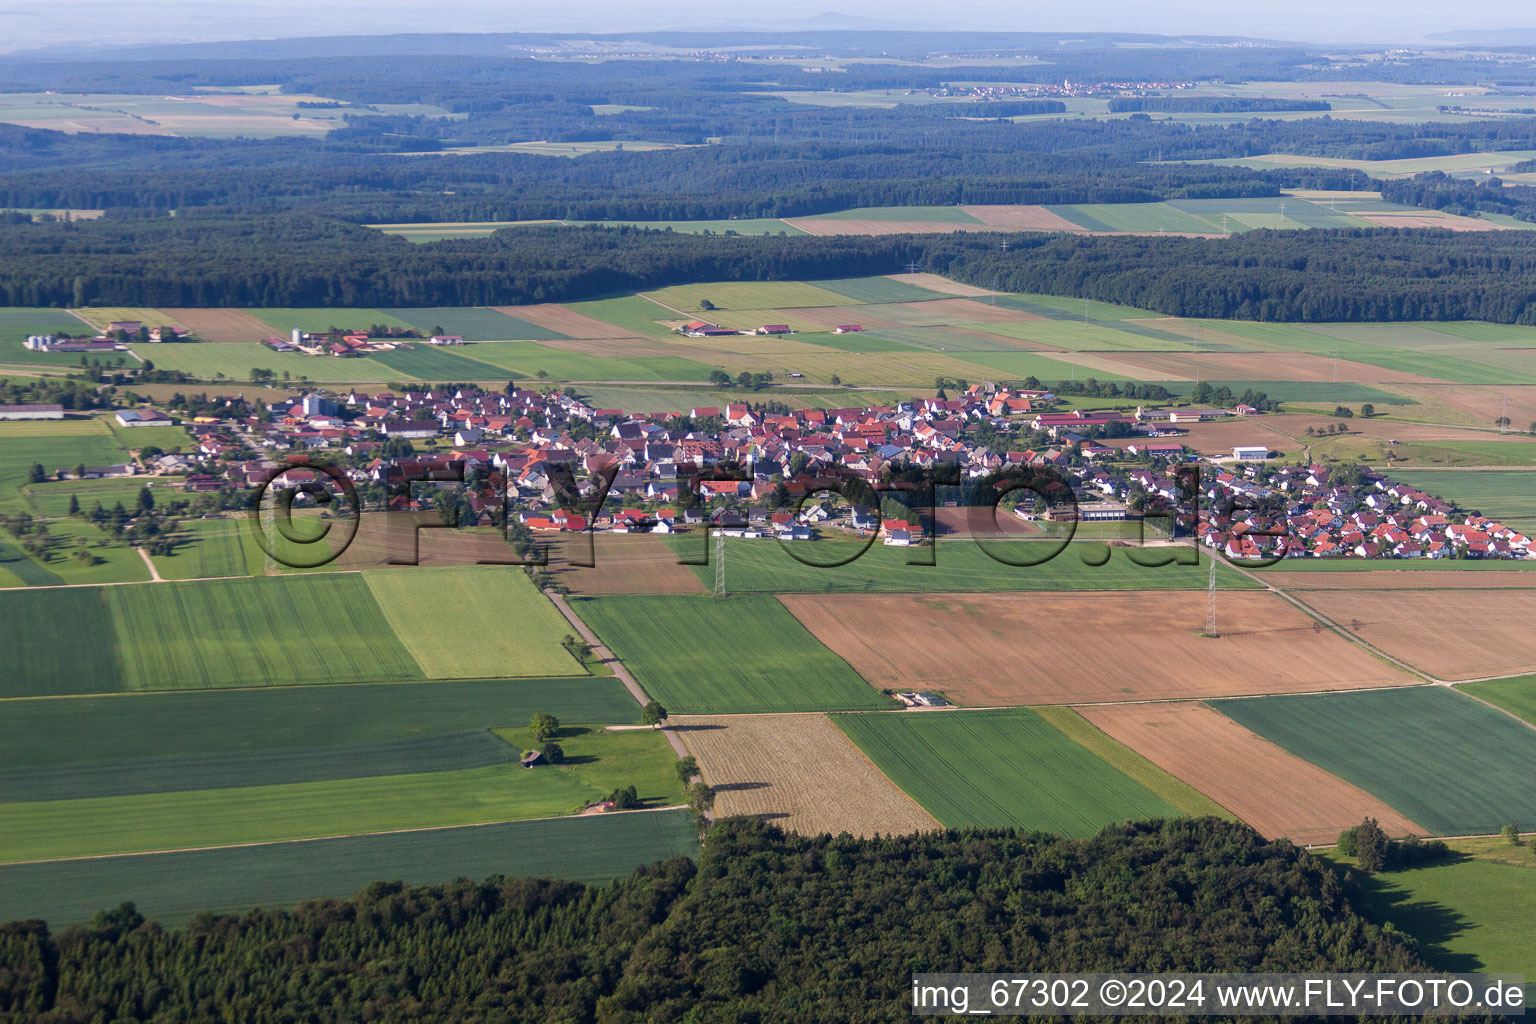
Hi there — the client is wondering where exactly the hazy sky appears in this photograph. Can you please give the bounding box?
[4,0,1536,53]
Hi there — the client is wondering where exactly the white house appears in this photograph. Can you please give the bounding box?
[1232,445,1269,461]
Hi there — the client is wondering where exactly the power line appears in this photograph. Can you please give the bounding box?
[713,530,726,598]
[1203,556,1219,638]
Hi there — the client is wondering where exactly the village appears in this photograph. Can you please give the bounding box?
[11,375,1528,563]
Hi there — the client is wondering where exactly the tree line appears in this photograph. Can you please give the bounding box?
[0,818,1432,1022]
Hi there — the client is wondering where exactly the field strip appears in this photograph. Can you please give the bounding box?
[637,293,693,317]
[0,805,689,867]
[137,547,163,582]
[673,713,939,836]
[1079,701,1427,845]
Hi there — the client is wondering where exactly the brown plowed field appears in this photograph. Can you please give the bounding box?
[493,304,639,338]
[904,297,1043,323]
[157,308,275,343]
[1078,702,1425,844]
[1391,384,1536,428]
[1261,570,1536,590]
[545,532,707,595]
[931,506,1041,537]
[777,305,907,329]
[674,713,940,836]
[961,205,1091,232]
[1297,589,1536,680]
[336,513,525,570]
[781,591,1411,705]
[885,273,995,297]
[1357,213,1508,231]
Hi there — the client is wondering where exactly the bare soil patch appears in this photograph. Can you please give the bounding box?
[961,205,1091,232]
[1079,702,1425,844]
[905,297,1043,323]
[932,506,1042,537]
[493,304,639,338]
[545,533,707,595]
[885,274,995,297]
[674,713,940,836]
[1262,570,1536,590]
[782,591,1412,705]
[777,305,910,330]
[158,308,276,343]
[1297,589,1536,680]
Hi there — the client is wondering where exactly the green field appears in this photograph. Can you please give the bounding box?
[807,276,951,303]
[367,345,515,381]
[1392,471,1536,527]
[0,307,98,366]
[0,810,700,927]
[1032,706,1235,819]
[798,331,925,353]
[572,594,891,713]
[640,280,854,312]
[24,517,152,586]
[0,587,123,697]
[154,518,252,579]
[1456,675,1536,727]
[378,307,567,340]
[563,296,680,337]
[8,729,525,803]
[1215,688,1536,836]
[105,574,423,692]
[364,566,584,678]
[972,320,1195,351]
[0,430,128,512]
[0,719,681,862]
[835,708,1184,836]
[0,677,642,771]
[103,422,190,452]
[683,537,1256,594]
[1329,838,1536,984]
[464,342,715,382]
[1051,202,1225,234]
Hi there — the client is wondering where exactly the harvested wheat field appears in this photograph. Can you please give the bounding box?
[1298,589,1536,680]
[1078,702,1425,844]
[781,591,1411,705]
[158,308,277,343]
[493,304,635,338]
[335,513,526,570]
[546,533,706,595]
[885,273,995,297]
[776,305,911,329]
[1390,384,1536,429]
[961,205,1089,232]
[674,713,939,836]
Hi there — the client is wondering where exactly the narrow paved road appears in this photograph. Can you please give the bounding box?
[546,591,690,758]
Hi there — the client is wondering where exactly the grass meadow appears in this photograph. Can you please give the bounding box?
[1456,675,1536,727]
[379,307,567,340]
[367,346,515,381]
[834,708,1184,836]
[572,594,891,713]
[0,587,123,697]
[364,567,584,678]
[1214,687,1536,836]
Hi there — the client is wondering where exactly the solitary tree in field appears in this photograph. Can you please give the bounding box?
[699,299,716,311]
[530,712,560,742]
[68,494,80,516]
[608,784,640,810]
[27,462,45,484]
[1355,817,1388,873]
[1502,823,1522,845]
[1496,416,1512,429]
[689,782,716,816]
[675,755,699,785]
[540,741,564,764]
[640,701,668,727]
[1360,403,1375,418]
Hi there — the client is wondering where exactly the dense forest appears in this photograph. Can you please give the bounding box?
[10,215,1536,324]
[0,818,1430,1022]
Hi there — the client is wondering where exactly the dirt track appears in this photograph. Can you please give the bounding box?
[674,713,940,837]
[782,591,1413,705]
[1079,702,1426,844]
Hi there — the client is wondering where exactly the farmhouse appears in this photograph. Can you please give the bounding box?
[24,335,118,353]
[833,324,863,333]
